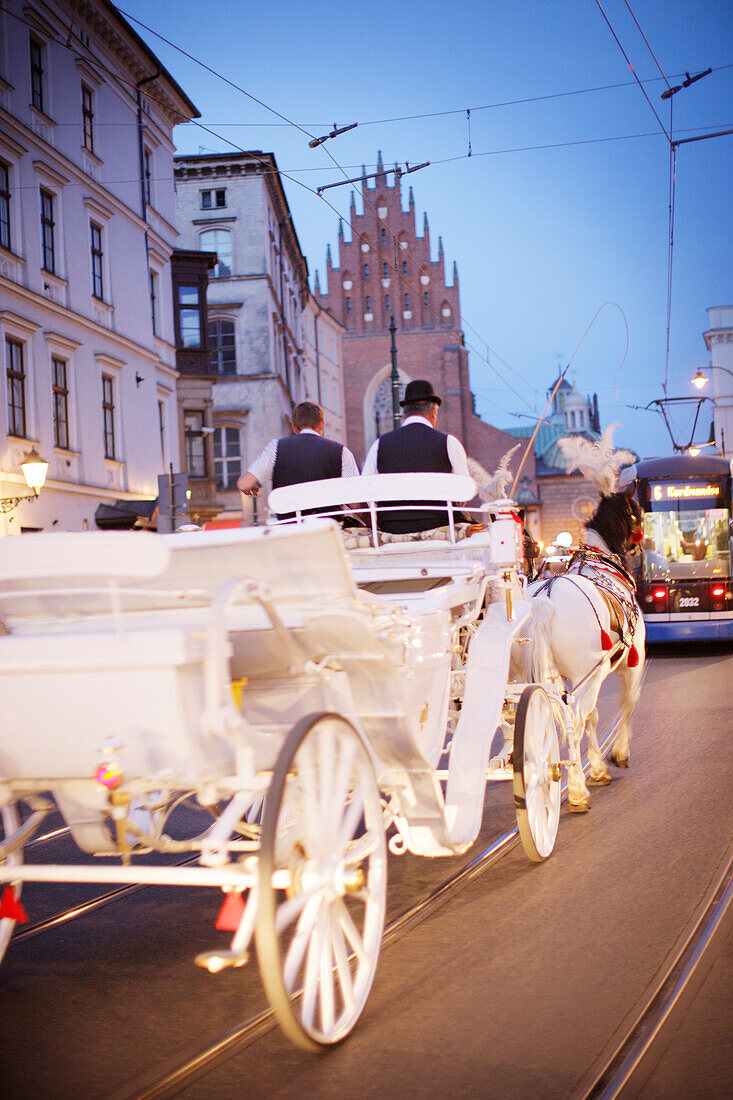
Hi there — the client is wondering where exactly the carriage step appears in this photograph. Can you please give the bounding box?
[195,949,249,973]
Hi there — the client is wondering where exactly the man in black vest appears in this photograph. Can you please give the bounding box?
[237,401,358,517]
[361,379,471,533]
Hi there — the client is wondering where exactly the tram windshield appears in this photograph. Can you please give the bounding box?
[642,505,731,580]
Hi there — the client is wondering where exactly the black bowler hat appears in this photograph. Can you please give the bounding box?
[399,379,442,406]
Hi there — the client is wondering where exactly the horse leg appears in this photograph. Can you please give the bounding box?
[566,710,591,812]
[586,706,611,784]
[612,620,646,769]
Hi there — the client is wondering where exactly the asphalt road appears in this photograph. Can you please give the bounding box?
[1,644,731,1099]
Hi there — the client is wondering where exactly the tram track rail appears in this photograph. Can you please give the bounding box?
[574,839,733,1100]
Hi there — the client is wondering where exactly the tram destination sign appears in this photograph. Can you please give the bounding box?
[651,480,722,503]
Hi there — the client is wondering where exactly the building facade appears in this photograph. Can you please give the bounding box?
[703,305,733,457]
[173,152,346,520]
[313,153,536,510]
[0,0,198,535]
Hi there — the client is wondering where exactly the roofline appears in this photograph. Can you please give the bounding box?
[99,1,200,119]
[175,150,310,281]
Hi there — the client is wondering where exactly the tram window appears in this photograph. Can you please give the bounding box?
[642,507,730,580]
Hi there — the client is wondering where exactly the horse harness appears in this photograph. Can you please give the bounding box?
[534,545,641,668]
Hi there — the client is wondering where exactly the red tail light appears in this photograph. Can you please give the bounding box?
[644,584,668,612]
[710,582,729,612]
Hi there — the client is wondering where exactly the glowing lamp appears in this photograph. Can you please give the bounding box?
[555,531,573,549]
[653,588,666,600]
[691,369,707,390]
[20,448,49,494]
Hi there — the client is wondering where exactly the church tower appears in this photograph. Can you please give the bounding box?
[316,153,494,465]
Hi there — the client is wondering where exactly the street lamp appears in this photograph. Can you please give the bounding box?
[691,365,733,390]
[0,448,49,514]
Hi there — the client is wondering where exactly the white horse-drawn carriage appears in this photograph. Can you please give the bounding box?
[0,471,625,1051]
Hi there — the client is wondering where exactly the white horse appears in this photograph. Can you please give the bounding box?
[520,431,646,811]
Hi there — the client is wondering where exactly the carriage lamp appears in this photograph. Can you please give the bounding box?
[0,449,49,513]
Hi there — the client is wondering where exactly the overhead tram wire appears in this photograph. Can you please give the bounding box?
[114,6,543,413]
[593,0,671,142]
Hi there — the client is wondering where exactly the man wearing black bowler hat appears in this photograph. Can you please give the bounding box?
[361,378,471,533]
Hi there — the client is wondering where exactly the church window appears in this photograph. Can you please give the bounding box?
[404,293,409,310]
[424,292,429,308]
[346,297,351,314]
[385,295,390,312]
[402,261,407,278]
[383,262,388,279]
[570,410,576,428]
[365,296,371,311]
[364,263,369,279]
[381,229,386,245]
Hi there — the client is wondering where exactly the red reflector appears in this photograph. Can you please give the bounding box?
[653,588,666,600]
[712,586,725,597]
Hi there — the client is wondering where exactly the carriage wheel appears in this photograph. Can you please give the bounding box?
[513,686,561,862]
[0,801,23,963]
[256,713,387,1051]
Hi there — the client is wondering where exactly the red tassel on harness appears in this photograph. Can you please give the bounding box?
[600,629,613,651]
[627,644,640,668]
[0,885,28,923]
[216,891,246,931]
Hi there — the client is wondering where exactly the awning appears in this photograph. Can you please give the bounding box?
[95,499,158,530]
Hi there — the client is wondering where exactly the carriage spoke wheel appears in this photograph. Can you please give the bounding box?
[0,801,23,963]
[513,686,561,862]
[256,713,387,1051]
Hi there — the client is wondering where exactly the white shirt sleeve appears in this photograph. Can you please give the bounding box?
[247,438,278,485]
[446,435,471,478]
[361,439,380,476]
[341,447,360,477]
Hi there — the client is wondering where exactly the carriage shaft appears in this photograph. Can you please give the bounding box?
[0,862,289,890]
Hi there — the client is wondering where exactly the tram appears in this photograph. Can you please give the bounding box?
[620,454,733,641]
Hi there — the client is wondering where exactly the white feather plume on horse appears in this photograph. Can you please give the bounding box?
[558,425,635,496]
[467,444,521,502]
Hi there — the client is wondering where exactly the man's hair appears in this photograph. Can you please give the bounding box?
[402,400,437,419]
[292,401,324,431]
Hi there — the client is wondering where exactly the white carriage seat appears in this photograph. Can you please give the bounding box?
[267,472,477,545]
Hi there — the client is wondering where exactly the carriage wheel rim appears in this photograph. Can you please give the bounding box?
[256,713,387,1050]
[514,687,561,861]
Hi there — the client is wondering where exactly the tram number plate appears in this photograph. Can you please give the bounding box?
[679,596,700,608]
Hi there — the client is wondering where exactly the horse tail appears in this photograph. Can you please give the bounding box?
[525,594,556,684]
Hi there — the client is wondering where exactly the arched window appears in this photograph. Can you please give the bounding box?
[383,262,388,279]
[365,296,371,312]
[214,425,242,489]
[381,228,387,246]
[402,261,407,278]
[199,229,232,278]
[404,293,410,311]
[208,318,236,375]
[385,294,390,312]
[346,297,352,314]
[364,263,369,279]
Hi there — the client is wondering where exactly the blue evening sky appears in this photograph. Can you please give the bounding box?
[119,0,733,458]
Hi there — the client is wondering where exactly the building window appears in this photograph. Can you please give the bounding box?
[143,148,152,205]
[40,188,55,273]
[52,357,69,449]
[6,338,26,438]
[30,36,44,113]
[365,296,371,312]
[402,261,407,278]
[385,294,390,312]
[0,161,10,252]
[381,228,386,246]
[364,263,369,279]
[383,262,388,279]
[404,293,410,310]
[214,426,241,489]
[90,221,104,299]
[81,84,94,153]
[178,284,201,347]
[208,317,236,375]
[102,375,115,459]
[200,188,226,210]
[424,291,429,308]
[184,410,206,477]
[149,270,157,335]
[346,297,351,314]
[199,228,232,278]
